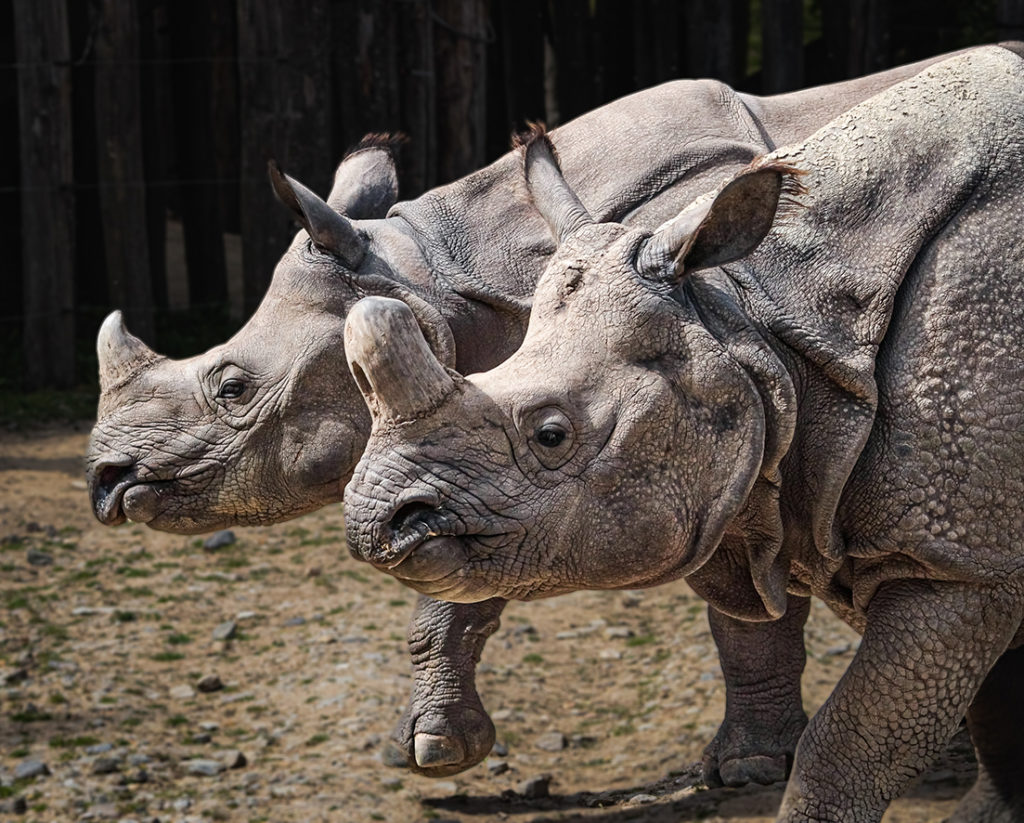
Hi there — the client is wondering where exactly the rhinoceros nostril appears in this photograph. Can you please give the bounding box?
[93,455,135,491]
[389,502,436,534]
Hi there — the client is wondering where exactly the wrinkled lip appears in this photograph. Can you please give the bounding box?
[382,535,470,585]
[90,466,207,527]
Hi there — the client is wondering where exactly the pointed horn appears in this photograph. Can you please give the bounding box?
[96,311,163,393]
[268,160,366,269]
[515,123,593,244]
[345,297,456,424]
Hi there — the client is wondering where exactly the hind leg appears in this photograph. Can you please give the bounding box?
[947,644,1024,823]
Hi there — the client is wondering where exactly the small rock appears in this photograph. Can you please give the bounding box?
[219,749,247,769]
[126,768,150,784]
[487,759,509,775]
[170,684,196,700]
[26,549,53,567]
[1,668,29,685]
[184,758,225,777]
[190,733,212,744]
[212,621,237,641]
[13,759,49,780]
[283,616,306,627]
[91,757,122,775]
[491,741,509,757]
[604,626,634,639]
[516,774,551,799]
[432,781,458,795]
[127,753,151,767]
[203,530,236,551]
[626,793,658,805]
[569,734,598,748]
[70,479,88,490]
[0,796,27,814]
[306,566,322,577]
[196,674,224,695]
[235,611,258,621]
[85,742,113,755]
[381,775,403,790]
[173,796,193,811]
[512,624,537,637]
[824,641,851,657]
[199,721,221,732]
[535,731,566,752]
[599,649,622,660]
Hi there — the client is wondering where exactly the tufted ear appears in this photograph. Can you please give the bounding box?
[638,158,803,283]
[515,122,594,244]
[327,133,404,219]
[268,160,366,269]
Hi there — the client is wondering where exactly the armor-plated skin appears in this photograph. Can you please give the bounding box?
[87,45,1024,784]
[345,49,1024,821]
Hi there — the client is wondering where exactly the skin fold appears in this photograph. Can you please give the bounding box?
[344,48,1024,821]
[87,44,1023,782]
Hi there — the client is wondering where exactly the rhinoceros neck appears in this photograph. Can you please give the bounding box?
[728,47,1024,599]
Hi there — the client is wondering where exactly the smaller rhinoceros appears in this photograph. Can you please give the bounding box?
[344,48,1024,822]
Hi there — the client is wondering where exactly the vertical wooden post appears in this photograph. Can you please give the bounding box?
[13,0,77,389]
[433,0,488,182]
[846,0,890,77]
[398,0,436,196]
[762,0,804,93]
[997,0,1024,40]
[238,0,333,312]
[94,0,155,344]
[682,0,748,86]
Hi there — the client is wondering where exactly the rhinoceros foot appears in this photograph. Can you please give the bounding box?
[701,709,806,788]
[385,699,495,778]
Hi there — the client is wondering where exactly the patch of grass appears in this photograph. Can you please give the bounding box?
[113,610,137,623]
[340,569,369,584]
[116,566,152,578]
[626,633,657,647]
[166,714,189,727]
[11,709,52,723]
[151,651,185,662]
[49,734,101,749]
[522,653,544,664]
[166,632,193,645]
[48,693,67,705]
[388,599,408,608]
[305,733,329,746]
[43,623,69,641]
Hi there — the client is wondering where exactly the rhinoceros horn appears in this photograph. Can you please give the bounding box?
[345,296,456,424]
[96,311,164,393]
[268,160,366,269]
[517,123,594,244]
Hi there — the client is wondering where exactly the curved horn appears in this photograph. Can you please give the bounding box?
[96,311,163,393]
[268,160,366,269]
[345,296,456,424]
[515,124,593,244]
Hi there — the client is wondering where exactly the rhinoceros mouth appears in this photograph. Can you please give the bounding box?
[91,465,212,527]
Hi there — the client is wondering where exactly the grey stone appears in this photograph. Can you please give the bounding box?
[516,774,551,799]
[196,674,223,693]
[218,749,247,769]
[491,741,509,757]
[91,757,122,775]
[184,758,225,777]
[172,796,192,811]
[26,549,53,566]
[486,759,509,775]
[604,626,635,639]
[283,616,306,627]
[85,742,113,755]
[13,759,49,780]
[212,621,237,641]
[626,793,658,805]
[169,684,196,700]
[1,668,28,685]
[0,796,26,814]
[535,731,566,752]
[202,530,236,551]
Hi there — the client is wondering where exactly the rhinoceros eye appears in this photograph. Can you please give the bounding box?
[217,378,247,400]
[535,424,566,448]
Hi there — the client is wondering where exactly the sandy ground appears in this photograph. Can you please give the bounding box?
[0,424,976,822]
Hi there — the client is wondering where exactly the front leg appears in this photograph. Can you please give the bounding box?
[386,596,506,777]
[703,594,810,787]
[777,581,1021,823]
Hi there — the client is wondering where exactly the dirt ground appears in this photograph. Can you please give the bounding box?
[0,423,977,823]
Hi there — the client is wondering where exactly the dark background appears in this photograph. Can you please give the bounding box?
[3,0,1022,409]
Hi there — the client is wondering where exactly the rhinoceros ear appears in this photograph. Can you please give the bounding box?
[639,158,804,283]
[327,133,404,219]
[515,123,594,244]
[345,296,456,424]
[268,160,366,269]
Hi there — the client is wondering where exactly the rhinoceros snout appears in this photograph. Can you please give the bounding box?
[87,453,136,526]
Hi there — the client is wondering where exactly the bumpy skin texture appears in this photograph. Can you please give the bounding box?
[87,46,1018,782]
[345,48,1024,820]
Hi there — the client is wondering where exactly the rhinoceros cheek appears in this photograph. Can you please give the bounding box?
[122,484,163,524]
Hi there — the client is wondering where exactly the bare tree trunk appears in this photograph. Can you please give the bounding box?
[998,0,1024,40]
[238,0,332,312]
[762,0,804,93]
[683,0,748,86]
[398,0,436,196]
[138,0,174,310]
[169,0,228,309]
[434,0,488,182]
[94,0,155,343]
[13,0,76,389]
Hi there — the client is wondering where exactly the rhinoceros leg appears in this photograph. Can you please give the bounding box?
[385,596,505,777]
[702,595,810,787]
[946,644,1024,823]
[776,581,1020,823]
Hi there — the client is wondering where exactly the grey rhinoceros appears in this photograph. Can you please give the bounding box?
[343,47,1024,822]
[86,44,1022,785]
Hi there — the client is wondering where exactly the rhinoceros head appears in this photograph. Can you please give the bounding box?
[87,140,455,533]
[344,127,798,605]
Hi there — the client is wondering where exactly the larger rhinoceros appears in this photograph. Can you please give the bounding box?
[343,46,1024,822]
[86,44,1022,784]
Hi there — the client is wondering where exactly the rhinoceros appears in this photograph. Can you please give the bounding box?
[343,47,1024,821]
[86,44,1022,785]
